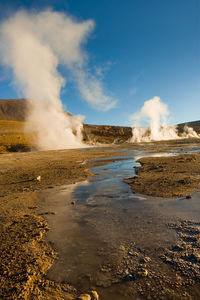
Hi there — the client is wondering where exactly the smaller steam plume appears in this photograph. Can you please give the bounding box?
[130,96,200,143]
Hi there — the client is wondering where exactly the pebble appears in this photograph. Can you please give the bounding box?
[140,256,151,263]
[124,269,129,275]
[128,250,139,257]
[164,256,172,263]
[90,290,99,300]
[77,294,91,300]
[36,176,41,181]
[119,245,126,251]
[144,256,151,262]
[137,268,148,277]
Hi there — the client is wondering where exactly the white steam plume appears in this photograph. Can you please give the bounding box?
[0,9,116,150]
[130,96,200,143]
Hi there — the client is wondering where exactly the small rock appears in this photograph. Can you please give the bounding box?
[128,250,139,257]
[140,256,151,263]
[90,290,99,300]
[77,294,91,300]
[163,255,173,263]
[137,268,148,277]
[71,201,75,205]
[124,269,129,275]
[119,245,126,251]
[144,256,151,262]
[186,195,192,199]
[36,176,41,181]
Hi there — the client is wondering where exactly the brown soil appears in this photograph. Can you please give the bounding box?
[1,139,200,299]
[125,153,200,197]
[0,147,123,300]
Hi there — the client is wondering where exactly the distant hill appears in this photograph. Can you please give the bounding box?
[0,99,29,121]
[0,99,132,143]
[177,121,200,134]
[0,99,199,143]
[83,124,132,143]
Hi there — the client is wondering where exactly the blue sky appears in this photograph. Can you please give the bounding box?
[0,0,199,126]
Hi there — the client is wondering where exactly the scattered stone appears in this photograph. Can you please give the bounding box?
[164,256,173,263]
[100,264,112,273]
[137,268,148,278]
[140,256,151,263]
[77,294,91,300]
[124,269,129,275]
[163,220,200,281]
[119,245,126,251]
[90,290,99,300]
[36,175,41,181]
[71,201,76,205]
[186,195,192,199]
[128,250,139,257]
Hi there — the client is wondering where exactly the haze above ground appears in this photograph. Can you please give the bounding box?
[0,0,199,127]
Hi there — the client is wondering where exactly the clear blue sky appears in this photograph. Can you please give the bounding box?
[0,0,199,126]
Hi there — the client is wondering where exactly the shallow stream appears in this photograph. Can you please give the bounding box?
[42,147,200,299]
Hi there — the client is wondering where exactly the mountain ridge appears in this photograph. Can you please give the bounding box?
[0,99,199,143]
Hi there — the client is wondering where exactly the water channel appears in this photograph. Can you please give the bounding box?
[40,147,200,299]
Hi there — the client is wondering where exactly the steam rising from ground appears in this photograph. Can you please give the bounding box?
[0,9,116,150]
[130,97,200,143]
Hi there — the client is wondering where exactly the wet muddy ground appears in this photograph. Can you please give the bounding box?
[43,141,200,299]
[1,139,200,299]
[125,153,200,197]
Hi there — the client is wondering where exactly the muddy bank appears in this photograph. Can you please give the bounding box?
[45,144,200,299]
[1,140,200,299]
[0,147,124,299]
[125,153,200,197]
[0,147,125,197]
